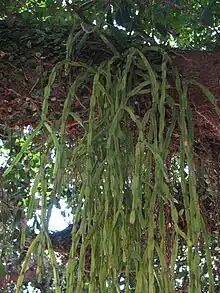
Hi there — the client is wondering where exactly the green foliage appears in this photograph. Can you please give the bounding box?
[0,260,5,276]
[0,0,220,292]
[1,46,218,292]
[0,0,220,50]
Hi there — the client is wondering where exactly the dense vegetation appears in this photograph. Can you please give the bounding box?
[0,0,220,292]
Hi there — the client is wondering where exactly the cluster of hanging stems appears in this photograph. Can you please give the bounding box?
[3,46,219,293]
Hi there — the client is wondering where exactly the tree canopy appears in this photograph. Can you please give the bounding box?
[0,1,220,292]
[1,0,220,50]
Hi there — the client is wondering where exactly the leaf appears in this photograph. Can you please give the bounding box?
[190,80,220,116]
[115,3,132,29]
[110,27,128,49]
[46,0,55,5]
[0,260,5,276]
[74,33,89,59]
[31,90,41,99]
[155,23,168,37]
[107,6,113,26]
[69,112,86,131]
[201,6,214,26]
[79,0,95,11]
[3,123,43,176]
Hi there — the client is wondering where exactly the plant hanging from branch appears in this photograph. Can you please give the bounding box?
[3,44,218,293]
